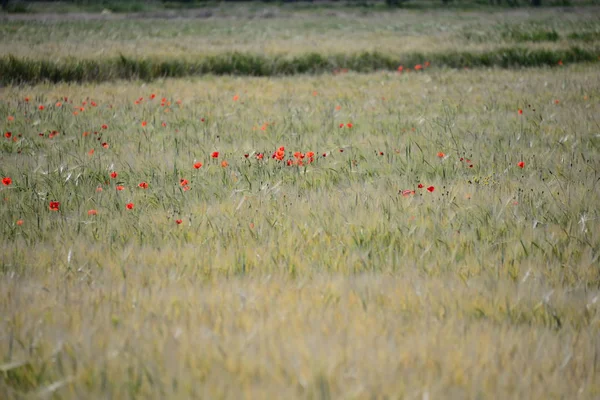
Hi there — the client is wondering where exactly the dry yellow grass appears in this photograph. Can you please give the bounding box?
[2,275,599,399]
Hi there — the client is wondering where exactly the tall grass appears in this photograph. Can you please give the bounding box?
[1,46,598,83]
[1,67,599,397]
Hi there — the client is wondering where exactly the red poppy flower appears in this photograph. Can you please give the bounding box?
[278,146,285,152]
[558,60,563,66]
[182,185,190,192]
[397,65,404,72]
[116,185,125,191]
[101,142,109,149]
[193,162,203,169]
[4,132,11,139]
[96,186,103,192]
[233,95,239,101]
[102,124,108,129]
[274,150,285,161]
[88,209,97,216]
[126,203,134,210]
[211,151,219,158]
[91,101,97,107]
[180,179,189,186]
[256,153,264,160]
[2,177,12,186]
[88,149,94,156]
[517,161,525,168]
[437,152,445,158]
[400,189,415,197]
[322,153,327,157]
[110,171,117,179]
[49,201,60,211]
[339,123,344,128]
[221,160,229,168]
[347,123,353,128]
[427,186,435,192]
[150,94,156,100]
[175,219,183,225]
[38,105,45,110]
[141,121,147,127]
[161,122,167,127]
[518,109,523,115]
[425,61,431,67]
[418,183,424,189]
[138,182,149,189]
[16,219,23,226]
[25,97,30,102]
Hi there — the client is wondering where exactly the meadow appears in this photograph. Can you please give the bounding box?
[1,4,600,399]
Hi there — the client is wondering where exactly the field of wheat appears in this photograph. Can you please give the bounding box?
[1,4,600,399]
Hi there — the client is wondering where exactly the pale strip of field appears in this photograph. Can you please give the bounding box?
[1,7,599,59]
[2,35,597,60]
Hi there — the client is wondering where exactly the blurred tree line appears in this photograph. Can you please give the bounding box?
[0,0,549,11]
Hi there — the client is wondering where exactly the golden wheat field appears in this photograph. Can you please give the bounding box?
[1,3,600,399]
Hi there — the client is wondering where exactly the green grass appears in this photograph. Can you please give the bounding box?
[1,46,598,83]
[568,30,600,41]
[1,6,600,399]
